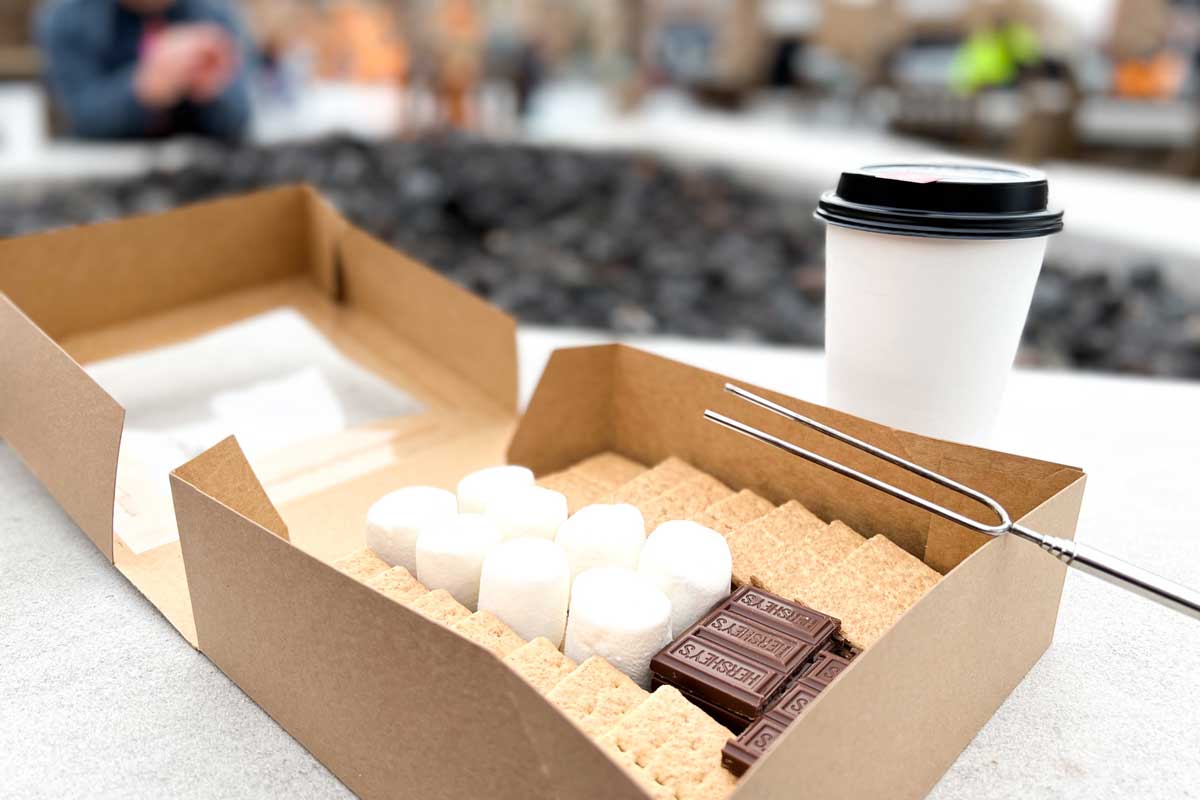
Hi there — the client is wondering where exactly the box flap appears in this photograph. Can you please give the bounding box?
[0,293,123,559]
[338,226,518,414]
[172,436,288,541]
[0,186,323,342]
[510,345,1084,566]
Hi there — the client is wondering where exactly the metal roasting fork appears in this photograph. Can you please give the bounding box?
[704,383,1200,621]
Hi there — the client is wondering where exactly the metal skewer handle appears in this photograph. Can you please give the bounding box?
[705,383,1200,621]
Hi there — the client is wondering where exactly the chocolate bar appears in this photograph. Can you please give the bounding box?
[802,650,853,688]
[651,634,788,720]
[650,586,841,735]
[726,585,839,647]
[720,716,788,778]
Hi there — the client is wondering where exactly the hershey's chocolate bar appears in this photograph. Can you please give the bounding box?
[650,634,788,720]
[720,716,788,777]
[727,586,839,647]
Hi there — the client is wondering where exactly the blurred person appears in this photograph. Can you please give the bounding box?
[37,0,252,140]
[433,0,483,128]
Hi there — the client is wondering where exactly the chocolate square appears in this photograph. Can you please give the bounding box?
[720,716,788,777]
[727,585,839,647]
[650,634,788,719]
[694,607,819,675]
[802,650,853,687]
[766,677,825,723]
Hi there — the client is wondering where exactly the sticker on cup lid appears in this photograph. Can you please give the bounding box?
[815,162,1064,240]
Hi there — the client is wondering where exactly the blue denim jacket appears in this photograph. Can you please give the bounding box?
[37,0,253,140]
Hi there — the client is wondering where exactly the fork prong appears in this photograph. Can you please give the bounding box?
[706,388,1012,534]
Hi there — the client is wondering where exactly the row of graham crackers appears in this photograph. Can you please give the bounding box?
[570,454,943,651]
[334,545,736,799]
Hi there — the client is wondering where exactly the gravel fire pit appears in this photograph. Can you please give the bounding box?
[3,135,1198,379]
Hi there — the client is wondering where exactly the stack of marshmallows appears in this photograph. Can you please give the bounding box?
[365,465,733,687]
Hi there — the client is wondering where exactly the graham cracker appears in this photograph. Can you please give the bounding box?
[409,589,471,627]
[571,452,647,488]
[805,534,942,650]
[547,656,648,738]
[601,686,735,800]
[691,489,775,536]
[610,457,706,508]
[332,548,391,583]
[503,637,577,695]
[452,611,526,658]
[537,470,610,514]
[639,473,734,532]
[364,566,427,605]
[725,501,826,586]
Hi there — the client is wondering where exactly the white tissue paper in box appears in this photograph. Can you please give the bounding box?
[87,308,424,554]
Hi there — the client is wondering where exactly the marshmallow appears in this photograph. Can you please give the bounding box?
[564,567,672,688]
[638,520,732,635]
[457,465,535,514]
[555,503,646,580]
[478,538,571,647]
[365,486,458,573]
[415,514,503,609]
[484,485,569,541]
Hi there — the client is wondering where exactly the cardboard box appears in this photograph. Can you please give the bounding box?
[1,187,1086,799]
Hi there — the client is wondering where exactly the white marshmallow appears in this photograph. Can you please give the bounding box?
[415,514,503,609]
[555,503,646,580]
[456,465,535,514]
[365,486,458,573]
[564,567,672,688]
[484,485,568,541]
[478,538,571,647]
[638,520,732,635]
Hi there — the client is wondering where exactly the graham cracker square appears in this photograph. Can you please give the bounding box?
[601,686,736,800]
[547,656,648,738]
[639,474,734,532]
[332,548,391,583]
[571,452,647,488]
[804,534,941,650]
[691,489,775,536]
[452,611,526,658]
[537,470,611,514]
[611,457,706,507]
[504,637,577,695]
[725,501,826,586]
[409,589,471,627]
[364,566,427,605]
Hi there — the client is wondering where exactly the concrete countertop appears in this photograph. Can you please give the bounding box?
[3,328,1199,799]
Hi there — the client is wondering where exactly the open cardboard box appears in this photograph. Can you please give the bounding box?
[0,187,1086,799]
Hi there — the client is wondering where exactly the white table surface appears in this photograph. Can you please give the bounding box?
[3,327,1199,799]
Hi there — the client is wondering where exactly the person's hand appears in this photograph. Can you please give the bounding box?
[133,24,239,108]
[185,24,240,103]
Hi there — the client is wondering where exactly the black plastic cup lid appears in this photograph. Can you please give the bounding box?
[815,163,1064,240]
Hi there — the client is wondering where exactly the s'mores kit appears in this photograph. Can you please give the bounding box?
[4,188,1113,799]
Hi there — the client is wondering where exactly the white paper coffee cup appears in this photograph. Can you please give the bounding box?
[816,163,1063,444]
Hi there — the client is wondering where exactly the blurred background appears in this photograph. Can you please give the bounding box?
[2,0,1199,379]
